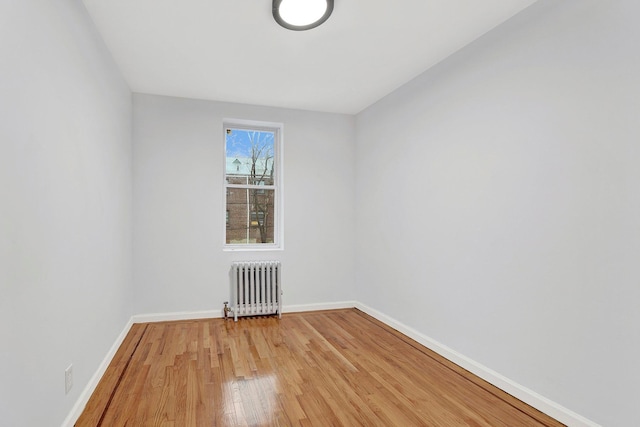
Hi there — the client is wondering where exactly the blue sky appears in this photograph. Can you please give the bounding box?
[225,128,274,159]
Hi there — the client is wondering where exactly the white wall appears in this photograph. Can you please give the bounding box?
[0,1,133,426]
[133,94,356,315]
[355,1,640,426]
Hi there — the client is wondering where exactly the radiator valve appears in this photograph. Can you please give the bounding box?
[223,301,231,319]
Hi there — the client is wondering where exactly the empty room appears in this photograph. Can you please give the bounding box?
[1,0,638,426]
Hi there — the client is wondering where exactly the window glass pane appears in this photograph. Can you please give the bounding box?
[225,128,275,186]
[226,188,275,244]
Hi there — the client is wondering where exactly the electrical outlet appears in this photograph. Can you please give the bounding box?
[65,364,73,394]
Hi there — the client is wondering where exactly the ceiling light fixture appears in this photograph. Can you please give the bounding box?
[273,0,334,31]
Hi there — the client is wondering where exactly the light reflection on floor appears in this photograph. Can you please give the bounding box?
[224,374,278,424]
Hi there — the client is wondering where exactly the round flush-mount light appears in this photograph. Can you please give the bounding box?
[273,0,334,31]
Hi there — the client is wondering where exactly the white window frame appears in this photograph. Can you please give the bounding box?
[223,119,283,251]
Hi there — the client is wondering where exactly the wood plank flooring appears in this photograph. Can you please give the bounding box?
[76,309,564,426]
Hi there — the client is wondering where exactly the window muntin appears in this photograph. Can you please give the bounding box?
[224,122,281,249]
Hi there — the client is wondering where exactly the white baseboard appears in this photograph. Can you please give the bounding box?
[132,309,223,323]
[283,300,357,313]
[102,301,359,331]
[354,302,600,427]
[64,301,597,427]
[128,302,357,324]
[60,317,134,427]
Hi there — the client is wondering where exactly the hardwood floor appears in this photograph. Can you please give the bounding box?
[76,309,564,426]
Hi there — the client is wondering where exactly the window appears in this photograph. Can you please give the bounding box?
[250,211,265,226]
[224,120,282,249]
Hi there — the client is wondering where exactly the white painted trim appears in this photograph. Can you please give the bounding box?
[282,301,357,313]
[222,119,284,251]
[132,309,223,323]
[354,302,600,427]
[60,317,134,427]
[128,302,358,324]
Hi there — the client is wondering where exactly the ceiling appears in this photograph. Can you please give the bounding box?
[81,0,538,115]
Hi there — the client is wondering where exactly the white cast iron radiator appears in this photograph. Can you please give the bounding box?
[230,261,282,321]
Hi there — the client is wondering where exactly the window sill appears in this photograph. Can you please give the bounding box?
[223,245,283,252]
